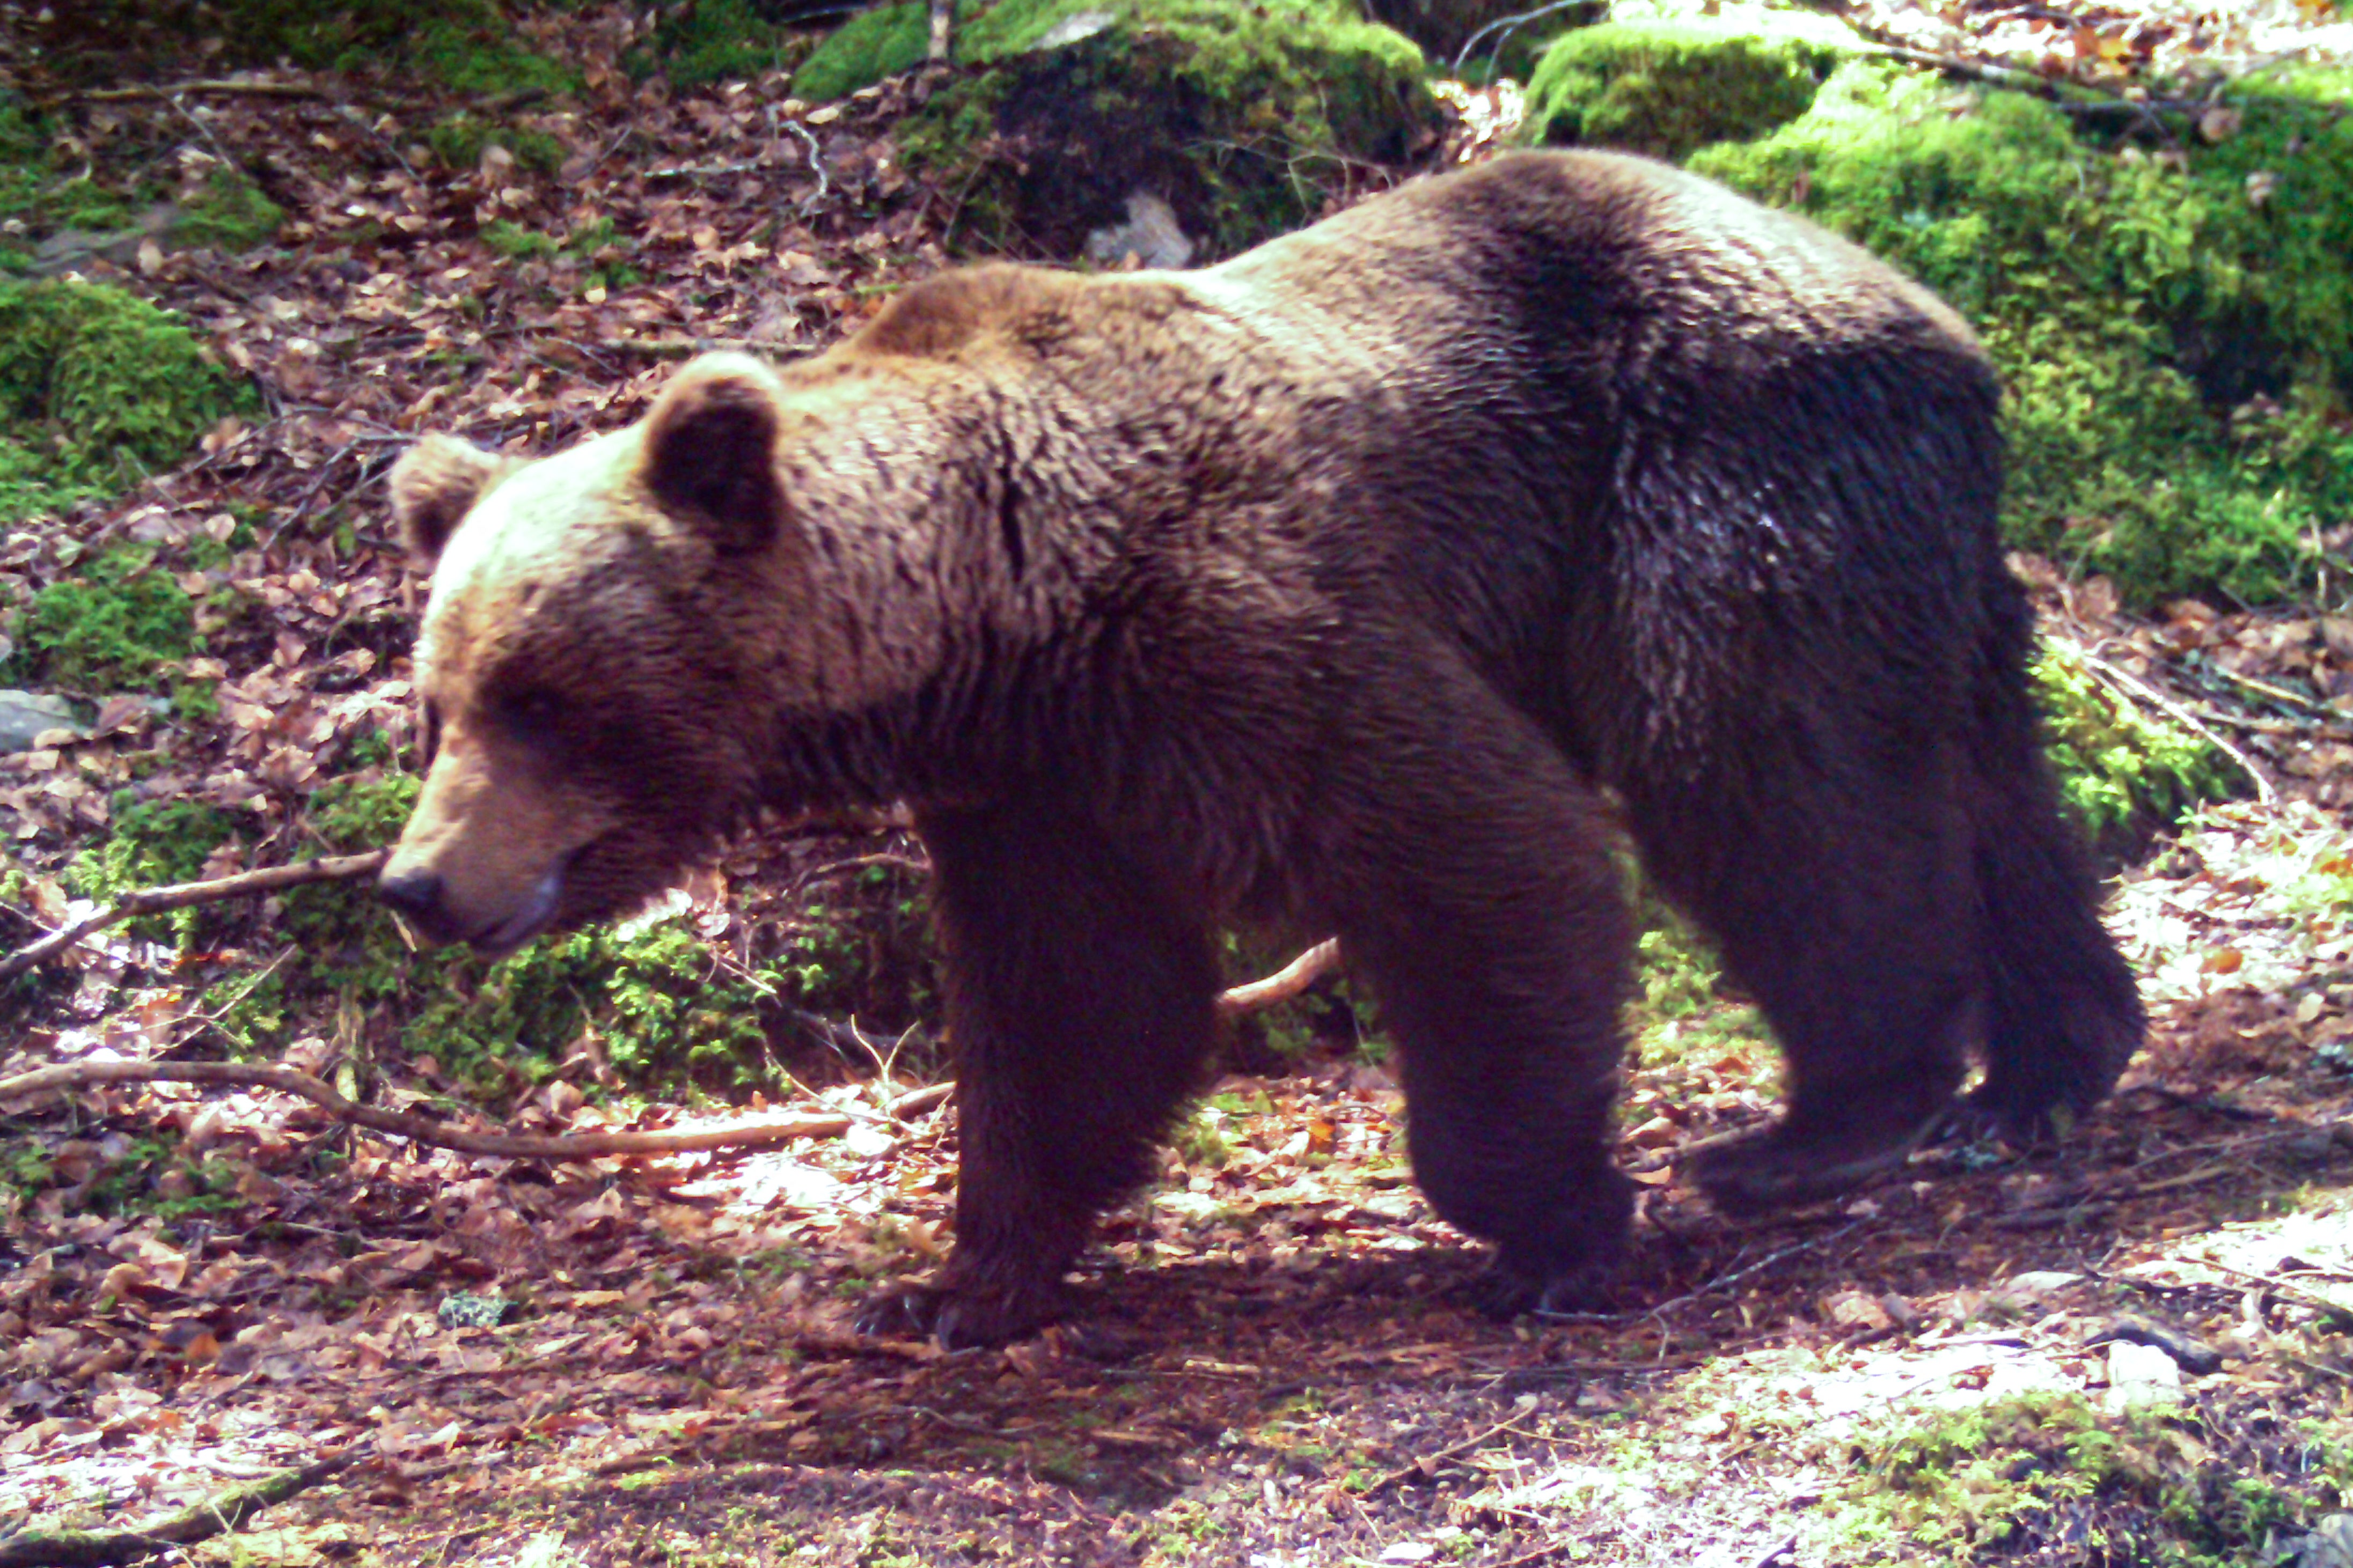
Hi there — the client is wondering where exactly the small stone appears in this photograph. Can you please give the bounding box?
[2004,1270,2083,1298]
[2292,1513,2353,1568]
[1083,192,1196,271]
[0,691,78,754]
[436,1292,514,1330]
[2087,1315,2224,1375]
[2103,1339,2183,1410]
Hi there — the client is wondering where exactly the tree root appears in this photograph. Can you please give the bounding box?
[0,1448,362,1568]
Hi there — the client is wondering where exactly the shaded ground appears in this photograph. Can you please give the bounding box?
[6,4,2353,1566]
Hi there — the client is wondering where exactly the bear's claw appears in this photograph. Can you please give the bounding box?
[854,1276,1074,1349]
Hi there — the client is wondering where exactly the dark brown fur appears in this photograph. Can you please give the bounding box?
[382,151,2142,1345]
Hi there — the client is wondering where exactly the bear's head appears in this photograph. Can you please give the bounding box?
[378,354,816,954]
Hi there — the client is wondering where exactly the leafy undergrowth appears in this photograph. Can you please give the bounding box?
[1,1,2352,1564]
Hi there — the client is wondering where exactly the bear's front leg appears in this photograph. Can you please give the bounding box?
[854,797,1218,1349]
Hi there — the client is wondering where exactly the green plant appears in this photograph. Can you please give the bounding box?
[2034,642,2235,857]
[68,797,246,945]
[427,112,567,175]
[173,171,285,252]
[1838,1392,2353,1565]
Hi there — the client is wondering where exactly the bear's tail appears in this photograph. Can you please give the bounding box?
[1965,588,2145,1132]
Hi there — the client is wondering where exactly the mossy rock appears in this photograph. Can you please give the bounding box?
[841,0,1433,259]
[1692,62,2353,607]
[0,278,250,525]
[1522,8,1852,160]
[793,0,980,101]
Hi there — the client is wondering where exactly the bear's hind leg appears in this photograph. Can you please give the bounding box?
[855,798,1218,1349]
[1629,741,1980,1217]
[1317,659,1636,1314]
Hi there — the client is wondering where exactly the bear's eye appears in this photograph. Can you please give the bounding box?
[497,686,568,737]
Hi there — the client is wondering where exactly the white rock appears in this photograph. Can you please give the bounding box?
[2103,1339,2185,1411]
[0,690,77,754]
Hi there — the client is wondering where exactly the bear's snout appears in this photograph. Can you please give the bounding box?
[376,864,461,944]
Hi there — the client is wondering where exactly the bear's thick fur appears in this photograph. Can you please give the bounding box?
[381,150,2142,1346]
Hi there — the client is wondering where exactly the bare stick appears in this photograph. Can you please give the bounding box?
[0,1447,361,1567]
[0,1059,864,1158]
[0,851,388,981]
[586,336,804,357]
[72,80,325,104]
[2075,647,2277,806]
[1218,939,1342,1016]
[928,0,956,62]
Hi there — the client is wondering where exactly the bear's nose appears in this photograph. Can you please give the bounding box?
[377,866,445,923]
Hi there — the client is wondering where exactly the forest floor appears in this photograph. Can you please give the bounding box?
[8,3,2353,1565]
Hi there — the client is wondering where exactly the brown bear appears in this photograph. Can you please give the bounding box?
[379,149,2142,1348]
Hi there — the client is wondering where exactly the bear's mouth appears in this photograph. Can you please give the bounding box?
[471,867,564,958]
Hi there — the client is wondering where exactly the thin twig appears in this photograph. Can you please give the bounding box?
[0,1059,865,1159]
[0,851,388,981]
[72,80,325,104]
[163,92,252,187]
[2075,646,2277,806]
[1364,1416,1518,1496]
[1543,1220,1868,1324]
[579,336,804,358]
[786,120,831,214]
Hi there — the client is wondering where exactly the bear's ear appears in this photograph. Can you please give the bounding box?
[389,435,508,570]
[642,353,790,556]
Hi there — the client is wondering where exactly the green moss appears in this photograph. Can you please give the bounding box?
[184,770,944,1097]
[69,798,245,945]
[878,0,1432,257]
[1836,1392,2353,1565]
[625,0,817,90]
[172,172,284,252]
[3,545,197,696]
[427,113,567,176]
[2034,641,2236,858]
[0,278,250,524]
[792,0,985,100]
[1523,11,1849,160]
[1692,63,2353,607]
[68,0,577,97]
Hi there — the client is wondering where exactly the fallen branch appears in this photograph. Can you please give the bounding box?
[0,1447,362,1567]
[0,1059,860,1159]
[589,336,808,358]
[72,80,326,103]
[1218,939,1343,1016]
[0,851,388,982]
